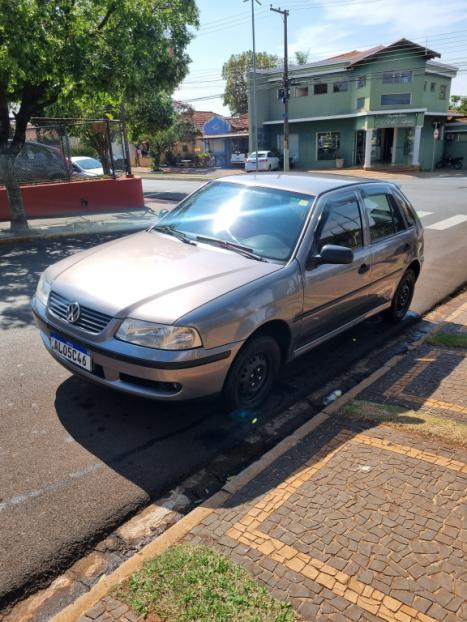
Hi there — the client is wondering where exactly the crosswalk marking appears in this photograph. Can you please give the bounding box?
[415,210,433,218]
[425,215,467,231]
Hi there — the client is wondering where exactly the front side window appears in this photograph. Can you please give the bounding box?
[317,132,340,160]
[362,190,405,241]
[314,83,327,95]
[156,181,315,262]
[316,193,363,251]
[381,93,411,105]
[333,81,348,93]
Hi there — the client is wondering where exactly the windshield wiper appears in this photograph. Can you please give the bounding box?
[151,225,197,246]
[195,235,267,262]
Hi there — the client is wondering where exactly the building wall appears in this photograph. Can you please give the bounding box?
[269,119,357,169]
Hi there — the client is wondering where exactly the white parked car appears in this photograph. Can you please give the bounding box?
[245,151,280,172]
[71,156,104,177]
[231,151,246,165]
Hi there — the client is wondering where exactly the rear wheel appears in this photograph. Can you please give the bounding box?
[383,269,416,322]
[223,335,280,411]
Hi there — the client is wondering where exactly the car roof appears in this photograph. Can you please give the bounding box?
[215,172,387,197]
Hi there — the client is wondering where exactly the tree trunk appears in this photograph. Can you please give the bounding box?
[0,154,29,233]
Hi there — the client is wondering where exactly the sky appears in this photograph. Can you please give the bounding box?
[173,0,467,115]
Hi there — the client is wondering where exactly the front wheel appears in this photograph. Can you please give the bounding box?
[223,335,281,411]
[454,161,463,170]
[383,269,416,323]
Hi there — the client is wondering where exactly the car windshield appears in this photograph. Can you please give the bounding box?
[77,158,101,169]
[153,181,315,262]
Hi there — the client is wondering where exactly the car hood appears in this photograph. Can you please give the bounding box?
[48,230,281,324]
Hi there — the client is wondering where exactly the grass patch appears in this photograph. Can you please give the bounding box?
[117,544,296,622]
[426,332,467,349]
[339,399,467,447]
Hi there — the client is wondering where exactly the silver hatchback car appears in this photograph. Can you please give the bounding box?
[32,174,423,409]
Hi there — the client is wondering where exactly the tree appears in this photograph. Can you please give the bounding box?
[127,95,198,169]
[0,0,198,232]
[294,50,310,65]
[450,95,467,114]
[222,51,278,116]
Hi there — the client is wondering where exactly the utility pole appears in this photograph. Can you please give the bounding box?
[244,0,261,172]
[270,5,289,171]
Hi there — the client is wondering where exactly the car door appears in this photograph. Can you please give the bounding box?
[296,188,374,350]
[358,184,413,308]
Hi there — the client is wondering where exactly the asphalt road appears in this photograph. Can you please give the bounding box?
[0,174,466,607]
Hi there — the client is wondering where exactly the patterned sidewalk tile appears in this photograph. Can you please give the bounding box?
[360,343,467,422]
[185,421,467,622]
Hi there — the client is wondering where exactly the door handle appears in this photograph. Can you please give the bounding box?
[358,263,370,274]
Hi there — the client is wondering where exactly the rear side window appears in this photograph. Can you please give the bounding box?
[361,191,405,242]
[316,192,363,251]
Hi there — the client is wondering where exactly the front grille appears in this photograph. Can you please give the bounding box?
[48,291,112,334]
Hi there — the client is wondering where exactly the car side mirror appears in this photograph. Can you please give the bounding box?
[158,209,169,218]
[307,244,354,268]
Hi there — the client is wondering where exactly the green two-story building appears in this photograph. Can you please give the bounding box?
[249,38,461,170]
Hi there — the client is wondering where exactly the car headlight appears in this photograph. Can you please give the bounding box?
[116,319,202,350]
[35,271,52,306]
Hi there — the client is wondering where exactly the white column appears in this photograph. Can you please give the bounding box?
[411,125,422,167]
[391,127,398,164]
[364,128,373,168]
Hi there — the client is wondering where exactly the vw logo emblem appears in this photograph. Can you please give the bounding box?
[66,302,81,324]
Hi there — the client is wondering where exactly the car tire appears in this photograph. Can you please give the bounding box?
[383,269,416,323]
[223,335,281,411]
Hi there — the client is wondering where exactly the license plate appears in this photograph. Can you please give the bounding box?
[50,332,92,371]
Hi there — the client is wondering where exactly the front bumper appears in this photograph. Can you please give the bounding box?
[32,297,242,401]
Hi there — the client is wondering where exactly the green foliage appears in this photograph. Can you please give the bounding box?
[222,51,278,116]
[294,50,310,65]
[0,0,199,230]
[450,95,467,114]
[117,544,296,622]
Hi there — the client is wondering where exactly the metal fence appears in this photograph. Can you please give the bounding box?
[0,118,131,186]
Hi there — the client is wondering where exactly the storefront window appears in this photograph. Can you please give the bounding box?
[317,132,340,160]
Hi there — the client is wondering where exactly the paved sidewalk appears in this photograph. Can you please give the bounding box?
[66,294,467,622]
[0,201,166,244]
